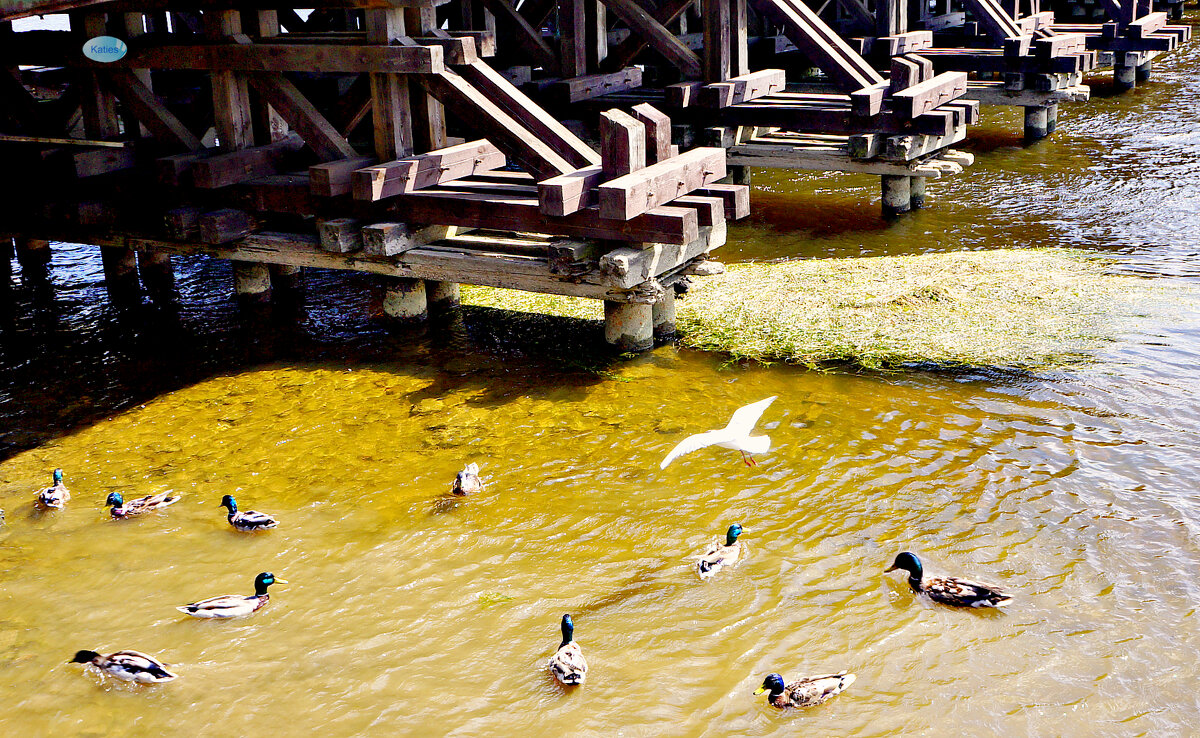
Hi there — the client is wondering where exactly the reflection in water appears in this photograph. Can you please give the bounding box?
[2,18,1200,736]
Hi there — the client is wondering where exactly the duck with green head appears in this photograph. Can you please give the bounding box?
[755,671,855,708]
[219,495,278,531]
[697,523,743,579]
[548,614,588,685]
[885,551,1012,608]
[69,649,177,683]
[177,572,287,619]
[106,490,181,519]
[36,468,70,509]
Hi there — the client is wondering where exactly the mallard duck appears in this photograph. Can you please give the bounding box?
[885,551,1013,608]
[36,468,70,509]
[106,491,181,519]
[697,523,743,579]
[69,649,177,683]
[548,614,588,685]
[450,463,482,495]
[219,495,278,531]
[755,672,855,708]
[176,572,286,619]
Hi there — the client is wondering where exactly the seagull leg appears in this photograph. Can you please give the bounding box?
[741,450,753,466]
[748,454,758,467]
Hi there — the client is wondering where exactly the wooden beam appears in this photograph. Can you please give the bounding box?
[698,69,786,107]
[101,69,203,150]
[245,73,357,161]
[703,0,732,82]
[548,67,643,102]
[365,9,413,161]
[204,12,253,151]
[352,139,506,200]
[600,108,646,178]
[604,0,694,70]
[192,133,305,188]
[477,0,558,70]
[745,0,883,91]
[559,0,588,77]
[537,165,604,216]
[631,103,672,163]
[598,147,726,220]
[598,0,703,78]
[850,81,888,116]
[890,71,967,118]
[694,183,750,220]
[310,155,377,197]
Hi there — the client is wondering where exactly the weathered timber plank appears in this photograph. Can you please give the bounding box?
[310,155,377,197]
[363,222,456,256]
[703,0,732,82]
[604,0,694,70]
[412,34,479,64]
[746,0,883,91]
[672,195,725,227]
[698,69,786,108]
[549,67,643,102]
[890,71,967,118]
[192,134,306,188]
[352,139,506,201]
[631,103,672,163]
[600,108,646,178]
[597,147,727,220]
[599,223,724,288]
[693,183,750,220]
[101,70,203,151]
[850,82,887,116]
[538,165,604,216]
[599,0,703,78]
[666,81,705,107]
[245,73,357,161]
[317,217,362,253]
[720,101,956,136]
[199,208,255,243]
[73,147,137,177]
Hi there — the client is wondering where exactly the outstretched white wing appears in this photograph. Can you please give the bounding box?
[724,395,778,435]
[660,429,729,469]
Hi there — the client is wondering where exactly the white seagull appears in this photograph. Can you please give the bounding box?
[660,396,778,469]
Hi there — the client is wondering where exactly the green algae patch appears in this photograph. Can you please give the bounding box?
[461,249,1182,370]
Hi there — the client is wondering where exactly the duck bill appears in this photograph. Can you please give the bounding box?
[753,686,767,695]
[884,565,897,572]
[274,578,289,584]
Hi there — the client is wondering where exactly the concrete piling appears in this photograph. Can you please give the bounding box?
[1024,105,1050,140]
[652,295,677,342]
[232,261,272,303]
[382,276,428,321]
[881,175,912,218]
[604,300,654,351]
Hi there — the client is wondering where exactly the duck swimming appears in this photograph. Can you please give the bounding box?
[177,572,286,619]
[106,491,181,519]
[219,495,278,531]
[885,551,1012,608]
[36,468,70,509]
[69,649,177,683]
[548,614,588,685]
[450,463,483,495]
[697,524,743,579]
[755,671,855,708]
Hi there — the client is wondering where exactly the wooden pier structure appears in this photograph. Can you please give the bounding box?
[0,0,1191,350]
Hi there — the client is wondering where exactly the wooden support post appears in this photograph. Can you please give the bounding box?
[560,0,588,77]
[703,0,732,82]
[910,175,926,209]
[365,10,414,160]
[1023,105,1049,140]
[138,252,175,302]
[382,276,428,320]
[587,0,608,71]
[405,7,448,151]
[204,11,254,150]
[15,237,51,280]
[1135,59,1152,82]
[652,293,677,341]
[251,10,290,145]
[600,109,646,177]
[731,0,749,77]
[233,261,272,302]
[1,236,11,286]
[1045,103,1058,134]
[880,174,911,218]
[604,300,654,351]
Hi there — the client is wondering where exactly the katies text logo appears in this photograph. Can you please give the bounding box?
[82,36,127,63]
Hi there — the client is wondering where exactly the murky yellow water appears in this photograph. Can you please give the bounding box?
[3,14,1200,736]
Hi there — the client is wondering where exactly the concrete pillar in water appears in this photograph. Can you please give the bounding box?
[1,237,12,284]
[269,264,302,293]
[1024,105,1050,140]
[880,175,912,218]
[604,300,654,352]
[382,276,427,321]
[910,176,927,210]
[1114,59,1136,92]
[138,251,175,301]
[731,165,752,186]
[232,261,272,303]
[652,295,677,342]
[1136,59,1152,83]
[1046,103,1059,135]
[15,237,51,280]
[425,280,460,310]
[100,245,140,300]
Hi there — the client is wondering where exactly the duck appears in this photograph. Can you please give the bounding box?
[69,649,177,683]
[450,463,483,495]
[755,672,855,708]
[106,491,181,519]
[36,468,70,509]
[219,495,278,531]
[697,523,743,579]
[176,572,286,619]
[885,551,1013,608]
[548,614,588,685]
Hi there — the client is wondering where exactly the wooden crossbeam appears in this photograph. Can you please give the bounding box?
[537,165,604,216]
[549,67,644,102]
[352,139,506,200]
[328,74,373,138]
[600,109,646,178]
[419,68,575,179]
[1127,12,1168,38]
[694,184,750,220]
[477,0,558,70]
[631,103,672,163]
[245,73,357,161]
[698,69,786,107]
[598,0,703,78]
[890,71,967,118]
[746,0,883,91]
[720,100,957,136]
[605,0,694,70]
[192,134,306,188]
[310,155,377,197]
[597,147,726,220]
[456,60,600,168]
[412,33,480,64]
[957,0,1025,41]
[850,82,888,116]
[101,69,203,151]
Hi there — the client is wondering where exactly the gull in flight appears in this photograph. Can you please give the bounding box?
[660,396,778,469]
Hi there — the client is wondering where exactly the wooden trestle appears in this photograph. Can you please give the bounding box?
[0,0,1191,350]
